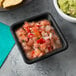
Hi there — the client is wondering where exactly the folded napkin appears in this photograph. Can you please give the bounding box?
[0,22,15,67]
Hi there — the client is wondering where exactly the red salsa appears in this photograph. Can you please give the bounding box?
[15,19,62,60]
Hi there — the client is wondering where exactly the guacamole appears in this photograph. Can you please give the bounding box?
[58,0,76,17]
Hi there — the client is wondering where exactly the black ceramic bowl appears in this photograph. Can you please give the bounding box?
[11,12,68,64]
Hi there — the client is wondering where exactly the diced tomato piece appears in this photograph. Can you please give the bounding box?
[40,28,45,32]
[45,26,51,32]
[22,42,26,47]
[27,50,37,59]
[31,22,36,26]
[19,35,26,43]
[26,51,34,60]
[37,38,45,44]
[36,25,41,27]
[25,37,29,42]
[24,22,35,27]
[20,37,29,43]
[28,33,34,38]
[41,31,45,36]
[53,34,59,40]
[31,50,36,58]
[48,47,53,52]
[41,31,48,37]
[33,37,37,41]
[45,39,51,45]
[39,26,45,32]
[23,23,30,33]
[25,26,30,33]
[32,27,41,37]
[49,33,52,39]
[40,25,45,29]
[34,43,39,48]
[16,28,26,37]
[50,38,54,45]
[45,49,49,53]
[40,20,50,26]
[27,39,34,46]
[32,50,35,55]
[40,43,46,51]
[24,45,31,52]
[24,22,30,26]
[31,50,35,56]
[30,49,42,59]
[51,29,56,34]
[50,39,56,50]
[38,52,44,57]
[52,44,57,50]
[34,49,41,57]
[47,45,53,52]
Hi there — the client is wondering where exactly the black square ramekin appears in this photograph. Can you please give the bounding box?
[11,12,68,64]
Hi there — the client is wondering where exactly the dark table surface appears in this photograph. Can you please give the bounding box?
[0,0,76,76]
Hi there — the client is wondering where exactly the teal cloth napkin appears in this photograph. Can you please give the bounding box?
[0,22,15,67]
